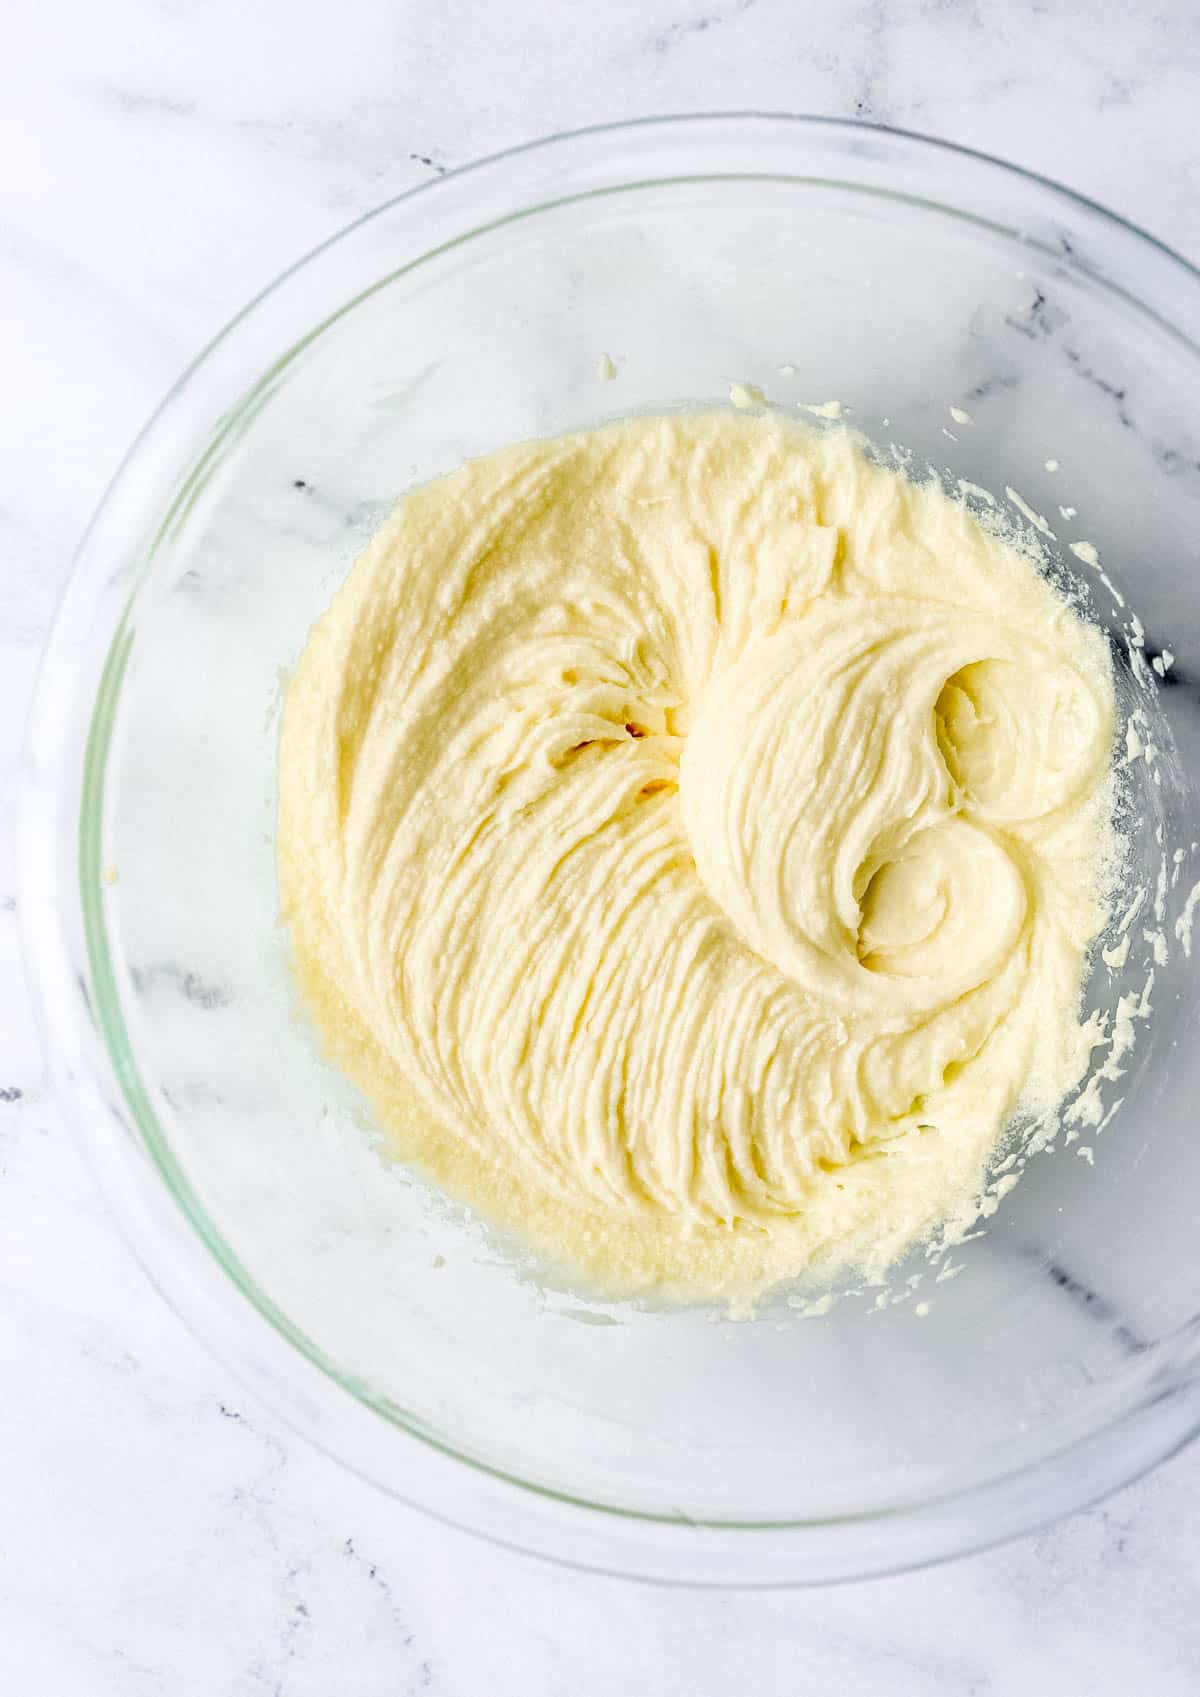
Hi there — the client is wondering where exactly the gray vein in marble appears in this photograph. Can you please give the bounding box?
[1004,285,1067,343]
[650,0,758,55]
[104,87,201,121]
[0,216,181,358]
[1043,1257,1149,1357]
[129,960,234,1010]
[342,1539,437,1688]
[1063,344,1136,432]
[850,0,898,125]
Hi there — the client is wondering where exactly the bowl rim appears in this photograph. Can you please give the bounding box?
[20,110,1200,1585]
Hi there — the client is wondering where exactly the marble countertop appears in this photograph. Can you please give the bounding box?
[5,0,1200,1689]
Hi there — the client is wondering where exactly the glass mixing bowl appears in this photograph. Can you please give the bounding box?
[22,115,1200,1585]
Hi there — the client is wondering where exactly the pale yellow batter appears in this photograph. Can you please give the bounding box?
[279,413,1115,1304]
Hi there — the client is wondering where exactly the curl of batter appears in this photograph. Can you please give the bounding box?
[279,414,1115,1301]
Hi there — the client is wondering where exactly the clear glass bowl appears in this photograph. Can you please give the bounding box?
[22,115,1200,1585]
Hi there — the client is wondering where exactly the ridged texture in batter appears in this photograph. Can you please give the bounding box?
[279,414,1115,1302]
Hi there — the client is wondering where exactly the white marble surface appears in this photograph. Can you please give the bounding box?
[5,0,1200,1688]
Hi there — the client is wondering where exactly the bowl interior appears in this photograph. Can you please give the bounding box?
[73,128,1200,1540]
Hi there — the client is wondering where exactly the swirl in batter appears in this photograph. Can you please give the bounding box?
[279,414,1115,1302]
